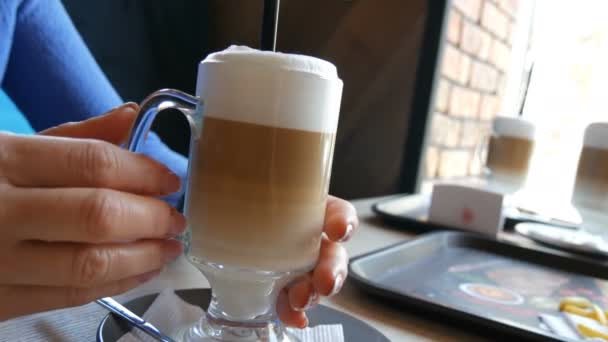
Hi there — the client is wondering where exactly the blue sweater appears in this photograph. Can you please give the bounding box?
[0,0,187,204]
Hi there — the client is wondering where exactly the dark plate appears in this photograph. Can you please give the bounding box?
[97,288,390,342]
[372,194,579,232]
[349,231,608,341]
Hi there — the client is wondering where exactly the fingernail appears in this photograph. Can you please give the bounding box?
[169,208,187,236]
[309,291,320,306]
[163,241,183,262]
[330,273,345,296]
[338,224,354,242]
[121,102,139,112]
[293,290,318,312]
[138,270,161,284]
[110,102,138,113]
[163,171,181,194]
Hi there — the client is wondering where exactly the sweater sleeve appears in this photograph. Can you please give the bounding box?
[1,0,187,206]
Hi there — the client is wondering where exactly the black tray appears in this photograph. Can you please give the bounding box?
[97,288,390,342]
[349,231,608,341]
[372,194,579,232]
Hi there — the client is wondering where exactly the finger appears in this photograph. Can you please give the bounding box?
[0,269,160,321]
[277,288,308,328]
[39,103,139,145]
[0,239,181,287]
[287,275,320,312]
[0,133,180,196]
[323,196,358,242]
[5,187,186,243]
[312,236,348,297]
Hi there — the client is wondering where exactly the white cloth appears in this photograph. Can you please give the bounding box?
[118,289,344,342]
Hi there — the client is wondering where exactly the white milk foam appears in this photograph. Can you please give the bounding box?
[493,116,535,140]
[584,122,608,150]
[196,46,343,133]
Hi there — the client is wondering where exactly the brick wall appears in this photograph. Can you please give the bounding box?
[423,0,521,181]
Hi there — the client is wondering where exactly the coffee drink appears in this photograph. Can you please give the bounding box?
[486,135,534,178]
[188,117,335,271]
[573,123,608,211]
[485,117,535,193]
[185,46,342,273]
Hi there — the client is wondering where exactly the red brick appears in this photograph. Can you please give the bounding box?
[461,21,492,60]
[441,45,470,84]
[490,39,511,71]
[470,61,499,92]
[447,10,462,45]
[453,0,482,21]
[497,73,508,95]
[438,149,473,179]
[479,94,500,120]
[435,79,450,112]
[449,86,481,118]
[481,1,509,40]
[424,145,440,179]
[498,0,519,17]
[459,53,472,85]
[430,113,462,147]
[461,120,487,147]
[441,45,459,81]
[460,21,481,56]
[479,29,492,60]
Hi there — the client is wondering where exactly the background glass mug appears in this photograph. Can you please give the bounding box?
[126,46,343,341]
[478,116,536,194]
[572,122,608,212]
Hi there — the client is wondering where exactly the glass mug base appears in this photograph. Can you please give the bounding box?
[173,314,300,342]
[175,259,309,341]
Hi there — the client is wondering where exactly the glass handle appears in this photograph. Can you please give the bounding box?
[127,88,199,153]
[476,132,492,178]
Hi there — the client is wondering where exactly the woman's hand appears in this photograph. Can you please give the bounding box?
[0,102,359,326]
[0,104,186,321]
[278,196,358,327]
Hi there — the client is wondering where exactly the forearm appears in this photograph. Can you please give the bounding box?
[1,0,187,206]
[3,0,121,128]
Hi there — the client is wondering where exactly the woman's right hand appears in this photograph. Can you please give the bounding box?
[0,103,186,321]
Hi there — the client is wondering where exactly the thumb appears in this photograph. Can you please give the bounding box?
[39,102,140,145]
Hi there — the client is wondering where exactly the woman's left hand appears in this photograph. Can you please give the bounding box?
[277,195,358,328]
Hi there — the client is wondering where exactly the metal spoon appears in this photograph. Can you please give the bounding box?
[96,297,176,342]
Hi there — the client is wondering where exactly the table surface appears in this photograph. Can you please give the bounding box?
[0,196,493,342]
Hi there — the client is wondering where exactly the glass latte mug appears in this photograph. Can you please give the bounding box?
[572,122,608,212]
[126,46,342,341]
[482,116,535,194]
